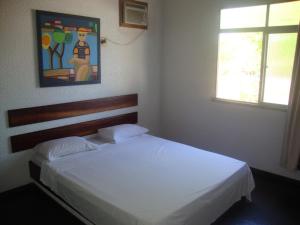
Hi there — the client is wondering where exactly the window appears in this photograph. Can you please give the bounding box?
[216,1,300,106]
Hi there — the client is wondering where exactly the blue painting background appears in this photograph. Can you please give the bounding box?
[42,33,98,69]
[39,14,98,70]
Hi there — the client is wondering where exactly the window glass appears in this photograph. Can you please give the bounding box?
[220,5,267,29]
[269,1,300,26]
[263,33,297,105]
[217,33,263,103]
[217,2,299,106]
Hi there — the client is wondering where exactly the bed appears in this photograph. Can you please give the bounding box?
[31,134,254,225]
[8,94,255,225]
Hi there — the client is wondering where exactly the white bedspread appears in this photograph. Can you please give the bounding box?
[40,134,255,225]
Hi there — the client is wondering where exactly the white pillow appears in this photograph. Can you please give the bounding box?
[98,124,149,143]
[34,136,97,161]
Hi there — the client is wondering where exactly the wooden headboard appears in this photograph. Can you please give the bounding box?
[11,112,137,152]
[8,94,137,127]
[8,94,138,153]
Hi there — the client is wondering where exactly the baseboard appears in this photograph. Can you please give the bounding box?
[250,167,300,187]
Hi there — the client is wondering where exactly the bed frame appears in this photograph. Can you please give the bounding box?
[8,93,139,225]
[30,161,95,225]
[7,93,255,225]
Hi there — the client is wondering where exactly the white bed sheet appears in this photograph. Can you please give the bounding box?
[39,134,255,225]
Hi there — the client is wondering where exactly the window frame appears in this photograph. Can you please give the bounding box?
[216,2,299,110]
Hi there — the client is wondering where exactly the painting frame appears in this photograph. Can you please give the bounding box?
[36,10,101,87]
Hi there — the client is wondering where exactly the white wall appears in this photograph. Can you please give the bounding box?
[0,0,162,192]
[1,0,299,193]
[161,0,300,181]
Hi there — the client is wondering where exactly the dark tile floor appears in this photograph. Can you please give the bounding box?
[212,173,300,225]
[0,173,299,225]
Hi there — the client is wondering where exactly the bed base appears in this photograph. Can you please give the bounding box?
[29,161,94,225]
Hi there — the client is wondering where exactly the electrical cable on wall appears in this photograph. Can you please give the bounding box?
[102,30,146,46]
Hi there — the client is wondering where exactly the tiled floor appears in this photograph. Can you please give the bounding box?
[0,173,299,225]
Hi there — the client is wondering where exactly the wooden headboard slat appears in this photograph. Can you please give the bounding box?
[10,112,138,152]
[8,94,138,127]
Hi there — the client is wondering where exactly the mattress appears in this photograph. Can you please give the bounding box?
[38,134,255,225]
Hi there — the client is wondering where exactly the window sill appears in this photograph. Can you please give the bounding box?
[212,97,288,112]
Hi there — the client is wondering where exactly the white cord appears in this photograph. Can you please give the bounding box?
[104,30,146,46]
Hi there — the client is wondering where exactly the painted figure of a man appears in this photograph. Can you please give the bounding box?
[69,28,90,81]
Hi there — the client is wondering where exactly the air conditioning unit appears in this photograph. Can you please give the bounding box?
[119,0,148,29]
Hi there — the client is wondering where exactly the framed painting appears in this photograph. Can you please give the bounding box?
[36,10,101,87]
